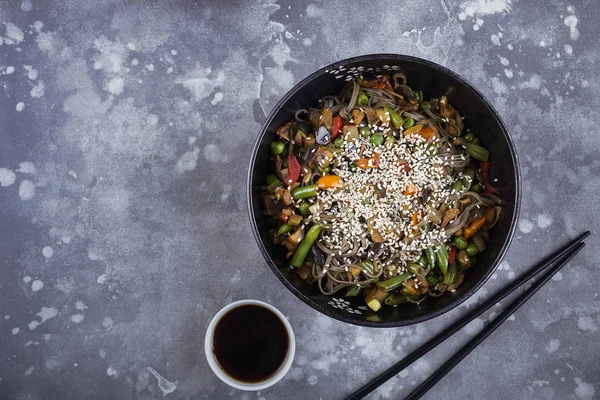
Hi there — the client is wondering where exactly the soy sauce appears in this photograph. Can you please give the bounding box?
[213,305,289,383]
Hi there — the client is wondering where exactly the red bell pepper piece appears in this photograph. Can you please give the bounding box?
[279,213,289,223]
[285,155,301,186]
[402,163,411,173]
[448,245,456,265]
[331,116,343,139]
[480,161,498,194]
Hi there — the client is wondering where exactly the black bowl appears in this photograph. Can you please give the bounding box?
[248,54,520,327]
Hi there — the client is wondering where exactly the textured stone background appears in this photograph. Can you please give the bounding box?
[0,1,598,399]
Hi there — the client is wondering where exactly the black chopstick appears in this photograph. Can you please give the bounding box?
[345,231,589,400]
[405,241,586,400]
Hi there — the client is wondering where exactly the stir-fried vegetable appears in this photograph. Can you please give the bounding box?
[262,73,502,312]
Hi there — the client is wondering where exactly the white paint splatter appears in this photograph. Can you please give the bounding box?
[577,316,598,332]
[45,360,59,369]
[508,314,516,321]
[545,339,560,354]
[308,375,318,385]
[75,301,87,311]
[31,280,44,292]
[518,219,534,233]
[131,58,138,66]
[12,327,20,335]
[537,214,553,229]
[551,271,563,281]
[203,143,228,163]
[107,366,117,376]
[176,66,225,102]
[28,307,58,330]
[30,81,45,98]
[507,271,515,279]
[24,367,34,376]
[490,34,501,46]
[518,74,543,90]
[211,92,223,105]
[504,69,513,78]
[42,246,54,258]
[6,66,15,74]
[0,168,16,186]
[230,270,241,284]
[20,0,33,12]
[564,44,573,55]
[18,180,35,200]
[5,23,25,43]
[145,64,154,71]
[564,15,579,41]
[147,367,177,396]
[23,276,31,283]
[71,314,84,323]
[176,148,200,173]
[102,317,113,328]
[16,102,25,111]
[106,77,124,95]
[17,162,35,174]
[574,378,595,400]
[458,0,512,20]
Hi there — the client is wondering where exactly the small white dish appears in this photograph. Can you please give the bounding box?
[204,299,296,391]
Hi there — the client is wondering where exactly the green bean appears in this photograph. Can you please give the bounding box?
[317,165,331,174]
[466,243,479,256]
[443,265,457,284]
[350,162,358,172]
[357,91,369,107]
[385,135,396,145]
[384,292,409,306]
[370,134,384,146]
[270,141,285,155]
[266,174,280,186]
[420,101,431,111]
[425,143,437,157]
[471,183,483,193]
[277,224,293,236]
[453,236,468,250]
[425,247,436,269]
[290,224,323,267]
[297,201,310,217]
[345,285,362,297]
[417,255,428,267]
[464,132,475,142]
[452,179,464,192]
[334,137,344,148]
[378,272,413,291]
[291,184,317,200]
[358,260,376,275]
[384,105,404,129]
[465,143,490,162]
[480,229,490,242]
[359,126,372,137]
[422,221,430,232]
[426,274,439,287]
[465,166,476,181]
[407,262,425,276]
[412,91,422,102]
[403,117,415,129]
[435,243,449,276]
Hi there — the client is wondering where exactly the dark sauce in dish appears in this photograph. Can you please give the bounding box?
[213,305,289,383]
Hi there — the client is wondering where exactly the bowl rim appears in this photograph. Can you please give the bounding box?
[247,53,521,327]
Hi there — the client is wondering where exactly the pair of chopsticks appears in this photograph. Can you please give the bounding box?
[345,231,590,400]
